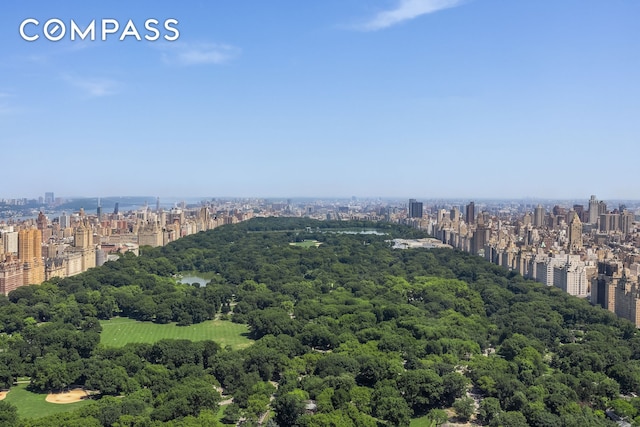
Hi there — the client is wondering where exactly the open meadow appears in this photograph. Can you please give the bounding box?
[100,317,253,349]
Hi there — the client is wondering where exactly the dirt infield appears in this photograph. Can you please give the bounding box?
[45,389,88,404]
[0,391,7,401]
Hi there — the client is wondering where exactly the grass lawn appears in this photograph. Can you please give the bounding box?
[4,383,92,419]
[410,417,436,427]
[100,317,253,349]
[289,240,321,248]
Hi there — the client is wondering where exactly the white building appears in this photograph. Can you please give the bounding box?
[553,257,588,297]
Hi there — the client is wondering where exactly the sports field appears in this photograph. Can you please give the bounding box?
[100,318,253,349]
[4,383,93,419]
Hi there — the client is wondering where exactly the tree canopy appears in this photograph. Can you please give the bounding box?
[0,218,633,426]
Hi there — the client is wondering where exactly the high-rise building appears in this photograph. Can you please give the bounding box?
[73,223,92,249]
[18,229,41,262]
[600,213,620,233]
[592,261,621,313]
[59,212,70,229]
[1,231,18,254]
[465,202,475,225]
[553,256,588,297]
[138,221,163,247]
[588,195,599,224]
[0,257,24,295]
[44,192,54,204]
[568,212,583,252]
[69,221,96,273]
[621,210,634,235]
[18,228,44,285]
[408,199,423,219]
[472,215,489,255]
[36,212,47,242]
[598,201,607,216]
[450,207,460,222]
[534,204,545,228]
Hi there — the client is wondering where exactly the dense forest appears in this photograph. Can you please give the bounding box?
[1,217,640,426]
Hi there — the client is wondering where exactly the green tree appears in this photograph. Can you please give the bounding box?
[31,353,71,392]
[453,396,475,421]
[151,378,220,421]
[427,408,448,426]
[0,401,18,427]
[220,403,241,425]
[478,397,501,425]
[397,369,443,415]
[273,393,306,427]
[491,411,529,427]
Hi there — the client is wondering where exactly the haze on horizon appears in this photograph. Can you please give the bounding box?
[0,1,638,200]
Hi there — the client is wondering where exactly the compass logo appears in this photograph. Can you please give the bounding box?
[19,18,180,42]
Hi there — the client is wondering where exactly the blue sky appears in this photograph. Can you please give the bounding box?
[0,1,638,199]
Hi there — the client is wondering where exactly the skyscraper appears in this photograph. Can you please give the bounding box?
[598,201,607,216]
[18,229,41,262]
[621,210,634,236]
[534,204,545,228]
[465,202,475,225]
[59,212,70,229]
[472,214,489,255]
[18,228,44,285]
[588,195,599,224]
[408,199,423,219]
[568,212,583,252]
[450,207,460,222]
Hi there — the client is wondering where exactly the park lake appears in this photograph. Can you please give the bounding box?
[177,271,217,287]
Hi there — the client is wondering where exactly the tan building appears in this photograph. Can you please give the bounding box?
[592,261,623,314]
[0,256,24,295]
[44,257,67,281]
[614,279,640,328]
[18,228,45,286]
[568,212,583,252]
[67,222,96,273]
[138,221,164,247]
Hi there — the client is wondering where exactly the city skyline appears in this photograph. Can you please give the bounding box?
[7,192,640,206]
[1,1,639,199]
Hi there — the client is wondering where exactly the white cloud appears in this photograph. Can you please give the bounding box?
[358,0,466,31]
[159,42,241,66]
[63,75,120,97]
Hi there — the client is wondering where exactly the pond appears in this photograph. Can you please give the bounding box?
[177,271,217,287]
